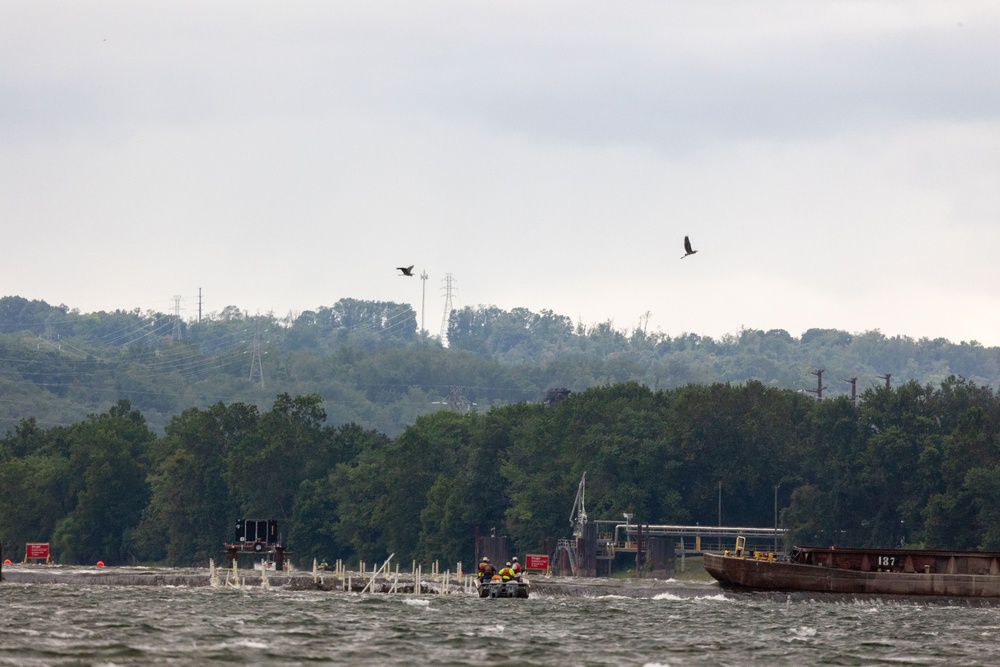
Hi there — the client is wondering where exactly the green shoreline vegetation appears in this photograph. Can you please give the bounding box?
[2,296,1000,573]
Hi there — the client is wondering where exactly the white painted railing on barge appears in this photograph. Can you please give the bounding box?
[590,521,787,554]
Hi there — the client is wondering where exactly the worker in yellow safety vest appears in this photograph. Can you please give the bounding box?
[498,562,515,581]
[477,557,495,581]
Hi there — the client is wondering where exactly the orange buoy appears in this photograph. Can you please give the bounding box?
[3,559,10,565]
[96,561,105,567]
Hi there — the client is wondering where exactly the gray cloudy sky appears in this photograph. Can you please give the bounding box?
[4,2,1000,343]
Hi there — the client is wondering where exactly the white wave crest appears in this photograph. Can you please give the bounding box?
[652,592,730,602]
[403,599,430,607]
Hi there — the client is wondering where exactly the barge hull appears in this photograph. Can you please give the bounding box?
[704,552,1000,598]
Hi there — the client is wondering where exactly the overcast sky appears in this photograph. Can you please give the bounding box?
[3,2,999,345]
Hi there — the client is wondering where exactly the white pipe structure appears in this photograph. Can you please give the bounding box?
[609,522,787,547]
[360,554,395,594]
[225,559,240,589]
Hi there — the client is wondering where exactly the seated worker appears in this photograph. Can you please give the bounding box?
[511,556,522,580]
[477,557,496,580]
[499,562,515,581]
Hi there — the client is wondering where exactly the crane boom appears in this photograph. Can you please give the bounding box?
[569,472,587,536]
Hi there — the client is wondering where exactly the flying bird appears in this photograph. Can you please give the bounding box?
[397,265,415,276]
[681,236,698,259]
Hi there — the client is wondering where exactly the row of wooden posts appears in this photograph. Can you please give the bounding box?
[208,554,479,594]
[316,554,477,594]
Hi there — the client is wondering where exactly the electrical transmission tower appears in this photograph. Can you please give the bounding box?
[171,295,183,340]
[447,386,473,413]
[440,273,456,342]
[420,270,429,336]
[249,317,265,389]
[639,310,652,334]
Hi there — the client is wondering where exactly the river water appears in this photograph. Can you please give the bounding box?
[2,576,999,666]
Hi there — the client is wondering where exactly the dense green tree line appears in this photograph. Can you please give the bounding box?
[3,377,1000,567]
[2,296,1000,441]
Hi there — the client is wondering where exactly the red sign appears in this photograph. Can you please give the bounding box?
[26,543,50,559]
[525,554,549,571]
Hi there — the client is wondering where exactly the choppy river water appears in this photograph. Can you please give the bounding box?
[2,575,1000,666]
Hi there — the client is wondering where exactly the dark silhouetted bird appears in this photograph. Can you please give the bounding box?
[681,236,698,259]
[397,265,415,276]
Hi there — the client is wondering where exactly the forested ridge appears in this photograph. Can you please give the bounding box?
[2,295,999,437]
[3,295,1000,567]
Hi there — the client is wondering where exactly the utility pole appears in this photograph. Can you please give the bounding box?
[420,270,429,336]
[878,373,892,390]
[844,377,857,407]
[773,484,780,553]
[806,369,826,401]
[439,273,456,343]
[171,295,183,340]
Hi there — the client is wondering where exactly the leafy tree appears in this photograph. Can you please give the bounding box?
[378,410,474,562]
[50,401,155,564]
[962,466,1000,550]
[287,424,390,564]
[135,403,248,565]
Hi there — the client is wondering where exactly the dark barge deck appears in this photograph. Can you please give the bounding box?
[705,545,1000,598]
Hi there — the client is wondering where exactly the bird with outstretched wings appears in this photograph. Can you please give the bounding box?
[681,236,698,259]
[397,265,415,276]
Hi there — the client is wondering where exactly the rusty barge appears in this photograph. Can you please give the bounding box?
[705,541,1000,598]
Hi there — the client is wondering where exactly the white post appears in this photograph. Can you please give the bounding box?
[361,554,395,594]
[226,558,240,588]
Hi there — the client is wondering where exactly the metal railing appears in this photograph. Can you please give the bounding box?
[586,520,786,555]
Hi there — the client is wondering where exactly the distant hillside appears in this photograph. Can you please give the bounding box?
[1,295,998,436]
